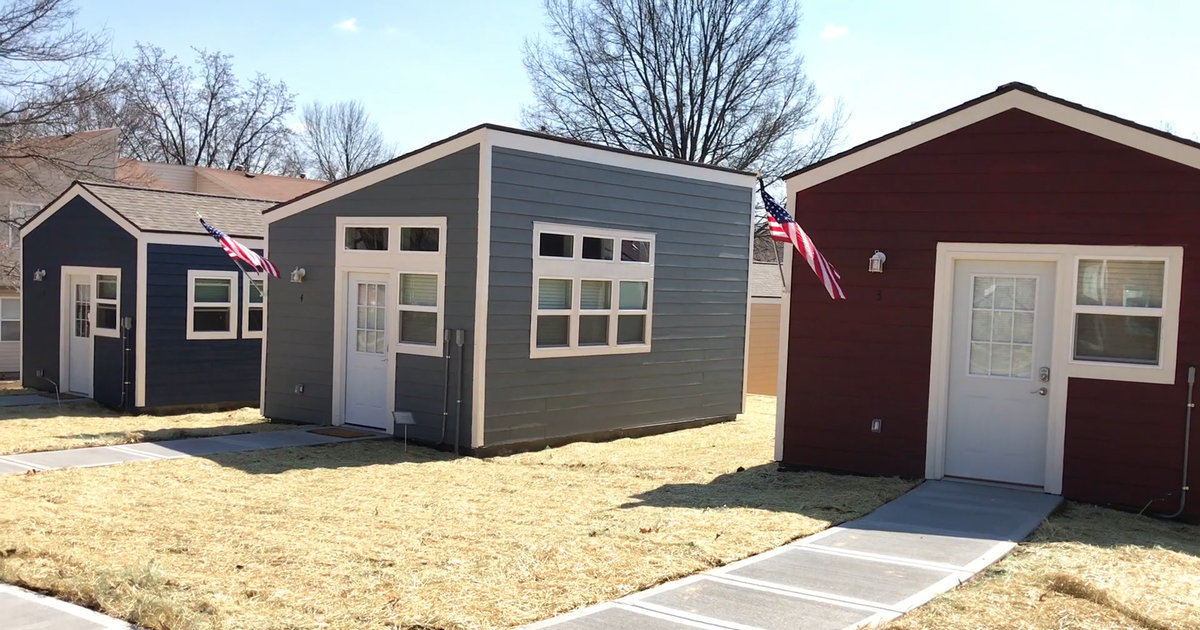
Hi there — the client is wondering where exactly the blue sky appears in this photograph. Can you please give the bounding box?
[75,0,1200,163]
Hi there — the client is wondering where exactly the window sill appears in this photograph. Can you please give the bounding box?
[531,343,651,359]
[94,329,121,339]
[1067,359,1177,385]
[396,343,443,357]
[187,331,238,341]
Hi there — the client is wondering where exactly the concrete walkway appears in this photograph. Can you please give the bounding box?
[524,480,1062,630]
[0,427,383,476]
[0,394,87,408]
[1,584,132,629]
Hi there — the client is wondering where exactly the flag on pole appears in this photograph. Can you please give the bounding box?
[760,181,845,300]
[200,217,280,278]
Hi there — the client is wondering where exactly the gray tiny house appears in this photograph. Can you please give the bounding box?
[262,124,755,452]
[20,182,272,409]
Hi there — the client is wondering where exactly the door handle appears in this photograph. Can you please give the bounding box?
[1031,387,1048,396]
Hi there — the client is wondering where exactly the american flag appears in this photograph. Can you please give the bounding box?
[200,217,280,278]
[760,182,845,300]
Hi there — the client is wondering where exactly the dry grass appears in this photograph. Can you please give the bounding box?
[0,403,292,456]
[0,395,913,629]
[885,502,1200,630]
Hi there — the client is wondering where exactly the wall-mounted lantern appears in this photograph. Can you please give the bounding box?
[290,267,306,283]
[32,268,46,282]
[868,250,886,273]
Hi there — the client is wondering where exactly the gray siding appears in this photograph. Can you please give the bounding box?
[144,244,261,407]
[21,197,137,407]
[263,147,479,447]
[485,148,751,445]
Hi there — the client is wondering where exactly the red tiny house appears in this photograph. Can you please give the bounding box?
[778,84,1199,519]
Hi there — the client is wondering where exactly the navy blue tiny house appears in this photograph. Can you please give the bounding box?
[20,182,273,409]
[262,124,756,453]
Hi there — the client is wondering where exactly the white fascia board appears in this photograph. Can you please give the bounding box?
[786,89,1200,191]
[20,184,141,239]
[487,128,757,188]
[141,232,264,248]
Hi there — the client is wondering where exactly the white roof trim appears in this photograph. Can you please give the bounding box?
[785,89,1200,191]
[141,232,264,247]
[19,183,141,238]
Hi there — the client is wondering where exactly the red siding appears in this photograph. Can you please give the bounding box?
[783,109,1200,519]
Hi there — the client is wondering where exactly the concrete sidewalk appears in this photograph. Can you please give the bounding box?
[524,480,1062,630]
[1,584,132,629]
[0,427,384,476]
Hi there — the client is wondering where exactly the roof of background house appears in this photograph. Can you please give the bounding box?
[116,159,326,202]
[751,261,785,299]
[0,128,119,173]
[76,181,274,238]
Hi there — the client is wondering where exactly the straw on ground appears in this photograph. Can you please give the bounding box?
[0,402,293,456]
[0,395,912,630]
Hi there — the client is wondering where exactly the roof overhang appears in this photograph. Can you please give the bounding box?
[784,83,1200,192]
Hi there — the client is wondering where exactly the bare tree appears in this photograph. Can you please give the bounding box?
[523,0,844,175]
[120,44,296,173]
[298,100,391,181]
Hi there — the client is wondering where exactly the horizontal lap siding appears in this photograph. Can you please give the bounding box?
[21,197,136,407]
[485,148,750,446]
[783,109,1200,517]
[263,147,479,445]
[747,301,781,395]
[144,244,260,407]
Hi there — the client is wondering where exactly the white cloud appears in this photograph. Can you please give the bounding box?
[819,24,849,39]
[333,18,360,33]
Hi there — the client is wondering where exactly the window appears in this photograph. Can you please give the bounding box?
[187,270,239,339]
[243,274,265,338]
[1073,259,1166,366]
[532,223,654,358]
[94,274,119,337]
[399,273,439,345]
[345,226,389,250]
[400,227,439,252]
[8,201,39,247]
[0,297,18,342]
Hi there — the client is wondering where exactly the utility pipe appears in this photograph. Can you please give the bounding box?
[440,328,451,445]
[454,329,466,456]
[1162,365,1194,519]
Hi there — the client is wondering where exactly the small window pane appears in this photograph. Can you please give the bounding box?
[400,311,437,345]
[193,307,230,332]
[620,239,651,262]
[1077,260,1164,307]
[247,307,264,332]
[972,277,994,308]
[579,315,609,345]
[536,315,570,347]
[580,280,611,310]
[345,227,389,250]
[1014,278,1036,311]
[538,279,571,309]
[247,281,264,304]
[582,237,614,260]
[617,314,645,344]
[619,281,648,310]
[97,275,118,300]
[970,310,992,342]
[992,311,1014,343]
[400,274,438,307]
[989,343,1012,375]
[400,227,439,252]
[969,342,990,375]
[194,278,230,303]
[0,321,18,341]
[0,298,18,320]
[1074,314,1160,364]
[96,304,117,330]
[1013,312,1034,344]
[539,233,573,257]
[994,277,1015,309]
[1012,346,1033,378]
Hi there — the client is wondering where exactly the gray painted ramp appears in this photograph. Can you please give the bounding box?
[524,480,1061,629]
[0,585,131,629]
[0,395,86,408]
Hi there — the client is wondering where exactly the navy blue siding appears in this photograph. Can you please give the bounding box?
[144,244,261,407]
[21,197,137,407]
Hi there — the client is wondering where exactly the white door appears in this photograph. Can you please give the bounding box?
[66,275,94,397]
[945,261,1055,487]
[343,273,390,430]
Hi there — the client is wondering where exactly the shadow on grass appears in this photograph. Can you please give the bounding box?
[199,437,462,474]
[1029,500,1199,557]
[0,401,115,421]
[53,422,285,445]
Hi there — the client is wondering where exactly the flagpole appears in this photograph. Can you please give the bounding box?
[757,176,788,293]
[197,211,266,297]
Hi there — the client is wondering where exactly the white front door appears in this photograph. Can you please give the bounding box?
[945,260,1055,487]
[66,275,94,397]
[343,272,390,430]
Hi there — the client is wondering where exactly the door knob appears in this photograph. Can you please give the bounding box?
[1031,387,1048,396]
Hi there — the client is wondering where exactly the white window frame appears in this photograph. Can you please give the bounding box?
[531,222,655,359]
[1069,253,1181,383]
[9,201,39,247]
[93,272,120,338]
[242,272,265,339]
[0,296,19,342]
[186,270,240,340]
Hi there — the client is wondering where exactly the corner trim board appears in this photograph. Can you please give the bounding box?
[471,137,492,448]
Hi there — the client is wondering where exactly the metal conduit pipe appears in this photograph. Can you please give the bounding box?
[440,328,452,445]
[454,329,466,456]
[1161,365,1194,519]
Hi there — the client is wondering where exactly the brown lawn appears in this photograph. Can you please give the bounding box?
[0,395,913,630]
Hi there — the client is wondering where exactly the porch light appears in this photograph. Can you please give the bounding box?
[290,267,306,283]
[868,250,886,273]
[32,268,46,281]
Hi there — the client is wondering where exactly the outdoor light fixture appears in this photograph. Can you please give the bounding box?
[868,250,886,273]
[32,268,46,282]
[290,267,306,283]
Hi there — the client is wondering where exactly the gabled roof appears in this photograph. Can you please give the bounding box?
[116,159,326,202]
[265,123,756,224]
[21,181,274,240]
[783,82,1200,189]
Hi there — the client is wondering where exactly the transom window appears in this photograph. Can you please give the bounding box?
[532,223,654,358]
[1073,259,1165,366]
[187,270,239,340]
[345,226,389,251]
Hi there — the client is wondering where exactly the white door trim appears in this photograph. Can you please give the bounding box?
[332,267,396,435]
[60,266,120,398]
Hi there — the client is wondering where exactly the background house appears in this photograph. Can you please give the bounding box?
[777,83,1198,520]
[748,257,785,395]
[21,182,274,409]
[262,124,755,453]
